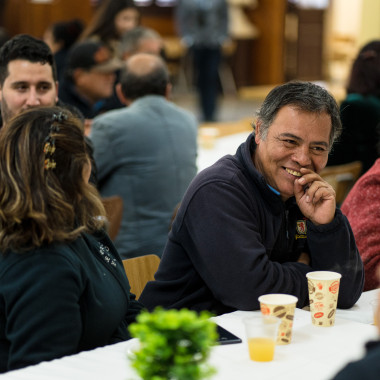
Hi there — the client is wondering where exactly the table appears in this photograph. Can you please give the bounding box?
[1,290,378,380]
[197,131,251,172]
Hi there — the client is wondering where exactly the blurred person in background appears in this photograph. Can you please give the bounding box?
[96,26,165,115]
[80,0,140,59]
[0,106,143,373]
[328,40,380,175]
[90,53,198,259]
[175,0,229,122]
[58,40,122,131]
[43,19,85,81]
[119,26,164,60]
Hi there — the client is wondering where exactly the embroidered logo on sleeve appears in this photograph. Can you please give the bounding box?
[295,219,307,240]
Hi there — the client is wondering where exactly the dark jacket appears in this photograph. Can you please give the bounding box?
[0,231,143,373]
[140,134,364,315]
[331,340,380,380]
[58,79,97,119]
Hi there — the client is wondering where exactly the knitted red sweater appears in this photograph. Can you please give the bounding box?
[341,158,380,290]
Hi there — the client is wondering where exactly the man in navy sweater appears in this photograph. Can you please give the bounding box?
[140,81,364,315]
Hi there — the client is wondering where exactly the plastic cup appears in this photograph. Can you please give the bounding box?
[258,294,298,345]
[243,315,281,362]
[306,271,341,327]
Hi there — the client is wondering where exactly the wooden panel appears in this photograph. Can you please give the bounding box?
[2,0,94,38]
[139,5,177,36]
[248,0,287,85]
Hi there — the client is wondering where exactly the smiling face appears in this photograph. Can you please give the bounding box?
[253,105,332,201]
[0,59,58,126]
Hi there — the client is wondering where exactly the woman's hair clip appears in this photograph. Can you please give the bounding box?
[52,111,68,123]
[43,111,67,171]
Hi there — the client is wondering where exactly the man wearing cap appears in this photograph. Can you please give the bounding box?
[58,40,122,124]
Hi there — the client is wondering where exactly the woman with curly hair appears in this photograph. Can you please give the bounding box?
[0,106,143,373]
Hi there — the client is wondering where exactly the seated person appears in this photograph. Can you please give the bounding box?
[0,106,143,373]
[341,144,380,290]
[327,40,380,174]
[139,81,364,315]
[90,53,197,259]
[58,40,122,132]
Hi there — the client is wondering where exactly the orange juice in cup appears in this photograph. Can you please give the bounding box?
[248,337,276,362]
[243,315,280,362]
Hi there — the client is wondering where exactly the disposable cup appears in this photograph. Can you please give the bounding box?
[243,315,281,362]
[306,271,341,327]
[258,293,298,345]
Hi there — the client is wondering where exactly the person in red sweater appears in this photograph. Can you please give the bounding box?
[341,158,380,290]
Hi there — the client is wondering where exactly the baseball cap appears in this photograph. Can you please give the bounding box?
[67,40,123,73]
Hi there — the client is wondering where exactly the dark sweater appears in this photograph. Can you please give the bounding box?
[0,231,143,373]
[140,134,364,315]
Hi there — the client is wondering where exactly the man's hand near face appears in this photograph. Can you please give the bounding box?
[294,168,336,226]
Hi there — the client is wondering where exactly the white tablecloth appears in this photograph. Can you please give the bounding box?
[1,290,378,380]
[197,131,251,172]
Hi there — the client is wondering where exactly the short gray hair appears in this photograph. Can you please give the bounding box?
[119,26,162,57]
[254,81,342,149]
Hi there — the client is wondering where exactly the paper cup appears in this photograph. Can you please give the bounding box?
[243,315,281,362]
[306,271,341,327]
[258,294,298,345]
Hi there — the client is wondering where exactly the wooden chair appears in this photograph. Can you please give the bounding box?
[101,195,123,241]
[320,161,363,206]
[122,254,161,299]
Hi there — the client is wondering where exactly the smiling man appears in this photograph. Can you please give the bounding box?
[0,34,58,127]
[140,81,365,315]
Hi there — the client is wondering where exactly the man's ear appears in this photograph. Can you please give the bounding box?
[254,120,262,144]
[116,83,131,105]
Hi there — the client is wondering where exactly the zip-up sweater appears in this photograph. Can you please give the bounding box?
[140,134,365,315]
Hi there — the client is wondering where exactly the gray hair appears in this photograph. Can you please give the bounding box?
[119,26,162,57]
[254,81,342,149]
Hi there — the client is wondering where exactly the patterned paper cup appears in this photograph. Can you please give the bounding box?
[306,271,342,327]
[258,294,298,345]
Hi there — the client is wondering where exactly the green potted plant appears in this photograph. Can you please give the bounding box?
[128,308,218,380]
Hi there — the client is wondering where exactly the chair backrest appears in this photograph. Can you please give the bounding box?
[123,254,161,299]
[320,161,363,205]
[101,195,123,241]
